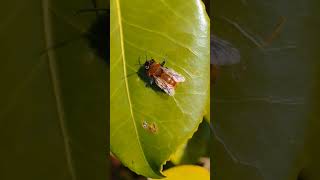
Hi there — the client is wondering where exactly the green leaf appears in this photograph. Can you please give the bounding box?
[110,0,209,178]
[0,1,107,180]
[204,95,210,122]
[149,165,210,180]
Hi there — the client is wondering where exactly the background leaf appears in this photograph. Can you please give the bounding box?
[149,165,210,180]
[110,0,209,178]
[211,0,317,179]
[171,120,210,165]
[0,0,107,179]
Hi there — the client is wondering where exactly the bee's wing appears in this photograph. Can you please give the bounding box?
[211,35,240,66]
[162,67,185,82]
[154,77,175,96]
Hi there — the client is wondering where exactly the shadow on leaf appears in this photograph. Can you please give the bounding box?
[135,64,167,95]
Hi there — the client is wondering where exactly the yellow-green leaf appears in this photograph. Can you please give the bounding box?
[111,0,209,178]
[149,165,210,180]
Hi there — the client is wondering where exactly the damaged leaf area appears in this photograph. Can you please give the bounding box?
[110,0,209,178]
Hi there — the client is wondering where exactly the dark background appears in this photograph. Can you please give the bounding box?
[211,0,320,179]
[0,0,109,179]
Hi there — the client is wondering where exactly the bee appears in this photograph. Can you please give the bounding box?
[211,17,286,83]
[211,35,240,66]
[211,35,241,83]
[144,59,185,96]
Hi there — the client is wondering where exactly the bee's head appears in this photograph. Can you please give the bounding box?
[144,59,155,70]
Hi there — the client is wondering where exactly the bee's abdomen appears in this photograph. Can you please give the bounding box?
[161,73,176,86]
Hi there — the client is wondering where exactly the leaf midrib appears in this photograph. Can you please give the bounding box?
[115,0,154,173]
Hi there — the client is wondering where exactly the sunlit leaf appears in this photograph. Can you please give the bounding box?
[149,165,210,180]
[110,0,209,177]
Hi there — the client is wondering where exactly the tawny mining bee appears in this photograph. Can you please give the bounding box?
[143,59,185,96]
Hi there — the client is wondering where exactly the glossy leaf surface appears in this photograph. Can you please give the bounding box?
[110,0,209,177]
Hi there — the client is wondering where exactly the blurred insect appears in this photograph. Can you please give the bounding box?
[211,35,241,66]
[211,16,286,83]
[142,121,158,134]
[143,59,185,96]
[211,35,241,83]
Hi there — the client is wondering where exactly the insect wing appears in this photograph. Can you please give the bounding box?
[211,35,240,66]
[154,77,175,96]
[162,67,185,82]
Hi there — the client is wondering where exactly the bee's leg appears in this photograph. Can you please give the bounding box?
[150,78,154,85]
[161,54,168,66]
[145,78,154,87]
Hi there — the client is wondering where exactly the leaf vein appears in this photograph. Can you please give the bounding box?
[159,0,193,27]
[172,96,192,116]
[122,19,199,57]
[115,0,154,173]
